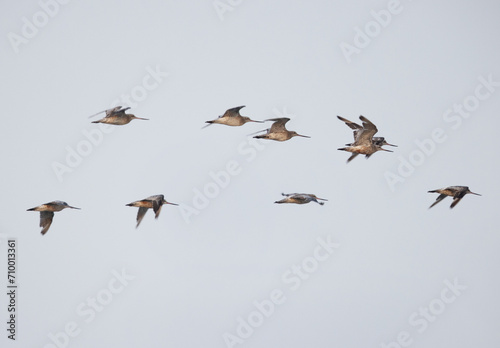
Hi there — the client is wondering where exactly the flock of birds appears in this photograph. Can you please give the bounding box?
[27,105,481,235]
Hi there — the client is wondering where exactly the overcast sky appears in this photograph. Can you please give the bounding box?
[1,0,500,347]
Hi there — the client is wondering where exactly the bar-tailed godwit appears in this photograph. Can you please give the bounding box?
[253,118,310,142]
[204,106,262,128]
[126,194,178,228]
[428,186,481,209]
[90,106,148,125]
[274,193,327,205]
[27,201,80,235]
[337,115,396,162]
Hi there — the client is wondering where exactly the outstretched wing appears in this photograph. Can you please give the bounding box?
[347,153,359,163]
[152,199,163,219]
[265,118,290,133]
[429,194,447,209]
[337,116,362,141]
[356,116,378,144]
[222,106,245,118]
[450,197,463,209]
[88,106,123,118]
[40,211,54,235]
[136,207,148,228]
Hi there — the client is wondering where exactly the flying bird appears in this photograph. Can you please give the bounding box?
[337,115,396,162]
[428,186,481,209]
[126,194,178,228]
[89,106,148,125]
[27,201,80,235]
[203,106,263,128]
[274,193,327,205]
[253,118,310,142]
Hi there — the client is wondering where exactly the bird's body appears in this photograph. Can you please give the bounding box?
[90,106,148,125]
[275,193,327,205]
[126,194,178,228]
[253,118,310,142]
[204,106,262,127]
[27,201,80,235]
[428,186,481,209]
[337,115,396,162]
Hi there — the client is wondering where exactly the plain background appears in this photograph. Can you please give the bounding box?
[1,0,499,347]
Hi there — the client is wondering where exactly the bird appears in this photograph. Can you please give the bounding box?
[337,115,396,162]
[274,193,328,205]
[27,201,80,235]
[89,106,148,125]
[253,118,310,141]
[203,106,263,128]
[428,186,481,209]
[126,195,178,228]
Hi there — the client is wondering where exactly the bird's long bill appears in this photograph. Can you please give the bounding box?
[380,148,394,152]
[133,117,149,120]
[166,202,179,206]
[68,206,81,209]
[317,197,328,201]
[469,192,482,196]
[296,134,311,138]
[385,143,398,147]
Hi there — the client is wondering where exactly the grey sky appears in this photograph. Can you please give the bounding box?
[1,0,499,347]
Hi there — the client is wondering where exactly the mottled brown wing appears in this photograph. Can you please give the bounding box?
[450,197,463,209]
[222,106,245,118]
[429,194,447,209]
[40,211,54,235]
[356,116,378,144]
[136,207,148,228]
[267,118,290,133]
[152,200,163,219]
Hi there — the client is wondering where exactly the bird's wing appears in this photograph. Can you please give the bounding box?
[337,116,363,141]
[347,153,359,163]
[40,211,54,235]
[152,199,163,219]
[356,116,378,144]
[88,106,121,118]
[223,106,245,117]
[136,207,148,228]
[113,106,130,115]
[429,194,447,209]
[450,196,463,209]
[267,118,290,133]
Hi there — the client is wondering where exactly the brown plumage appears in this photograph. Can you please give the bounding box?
[126,194,178,228]
[204,106,263,128]
[428,186,481,209]
[90,106,148,125]
[27,201,80,235]
[253,118,310,142]
[274,193,327,205]
[337,115,396,162]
